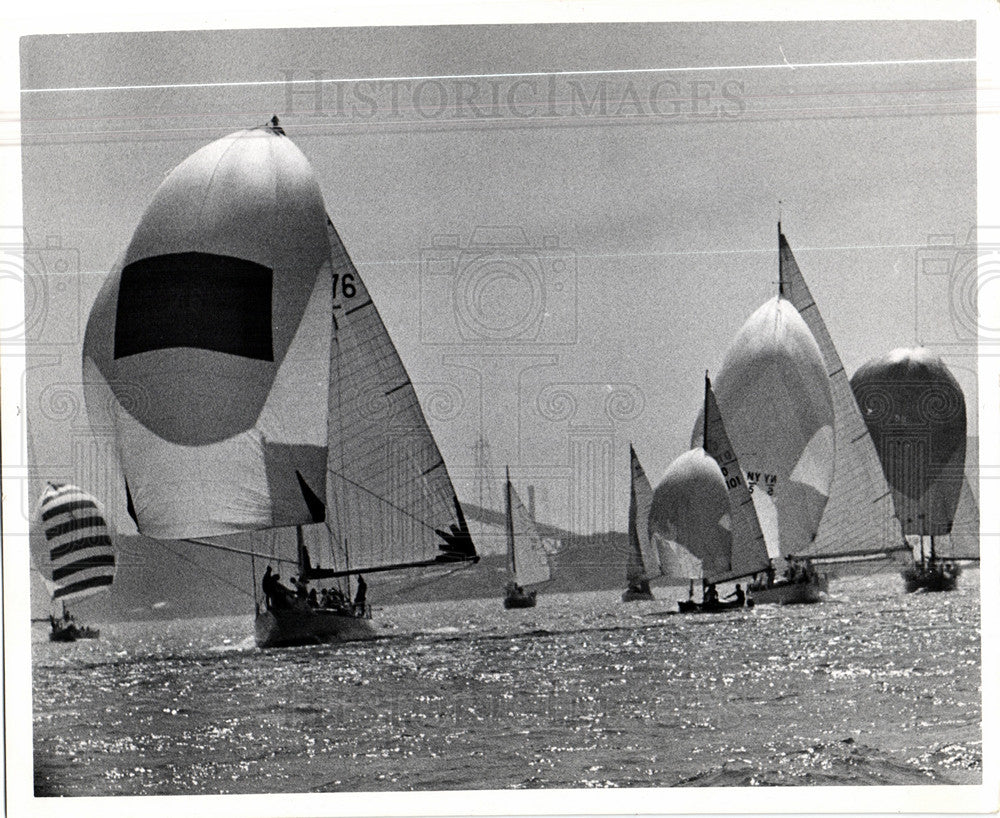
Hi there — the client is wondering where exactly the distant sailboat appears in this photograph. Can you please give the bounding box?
[33,482,115,641]
[851,347,976,591]
[695,276,835,604]
[775,226,915,578]
[504,468,551,608]
[83,119,478,647]
[622,445,657,601]
[672,375,770,613]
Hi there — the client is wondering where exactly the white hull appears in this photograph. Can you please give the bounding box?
[749,575,827,605]
[255,608,377,648]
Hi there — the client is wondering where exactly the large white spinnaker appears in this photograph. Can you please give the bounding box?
[696,297,835,559]
[83,124,333,539]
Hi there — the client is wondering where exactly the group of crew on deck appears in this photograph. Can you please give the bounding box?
[750,556,818,588]
[261,565,367,616]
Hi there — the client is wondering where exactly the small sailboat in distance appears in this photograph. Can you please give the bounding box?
[504,468,551,608]
[622,445,657,601]
[673,374,769,613]
[850,347,975,591]
[33,482,115,641]
[83,118,478,647]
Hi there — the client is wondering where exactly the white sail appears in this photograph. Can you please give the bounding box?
[324,219,476,570]
[506,477,551,587]
[34,483,115,604]
[83,124,332,539]
[778,229,908,559]
[703,376,772,579]
[696,297,834,559]
[649,449,730,580]
[626,445,659,584]
[83,121,476,575]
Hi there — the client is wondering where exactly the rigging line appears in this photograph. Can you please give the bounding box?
[151,540,256,600]
[22,57,976,94]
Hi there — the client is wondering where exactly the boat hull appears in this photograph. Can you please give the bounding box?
[748,576,827,605]
[504,589,537,609]
[622,588,655,602]
[49,624,100,642]
[902,563,960,593]
[255,608,377,648]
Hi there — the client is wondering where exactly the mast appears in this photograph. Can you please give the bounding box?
[506,467,516,579]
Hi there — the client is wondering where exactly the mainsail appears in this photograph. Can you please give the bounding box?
[506,471,551,587]
[321,218,476,573]
[702,375,772,580]
[625,445,659,586]
[33,483,116,604]
[777,227,908,560]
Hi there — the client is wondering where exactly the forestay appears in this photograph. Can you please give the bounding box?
[34,483,116,603]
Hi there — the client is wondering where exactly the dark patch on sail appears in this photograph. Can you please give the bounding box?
[44,515,106,540]
[434,496,478,561]
[50,535,113,561]
[263,443,327,527]
[114,252,273,361]
[52,554,116,582]
[295,471,326,523]
[41,499,99,522]
[125,480,138,526]
[53,574,114,599]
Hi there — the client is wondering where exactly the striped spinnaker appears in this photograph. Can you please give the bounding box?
[34,483,115,603]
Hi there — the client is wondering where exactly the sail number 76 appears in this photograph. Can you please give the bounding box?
[333,273,356,298]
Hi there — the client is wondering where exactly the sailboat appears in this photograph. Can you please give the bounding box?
[503,468,551,608]
[33,482,115,641]
[850,346,975,592]
[622,445,657,601]
[669,374,770,613]
[82,118,478,648]
[775,225,916,580]
[694,266,836,604]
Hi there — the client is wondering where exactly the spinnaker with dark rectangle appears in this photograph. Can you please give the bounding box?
[114,252,273,360]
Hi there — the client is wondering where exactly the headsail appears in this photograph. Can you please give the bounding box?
[506,471,551,587]
[33,483,115,604]
[83,123,333,539]
[695,297,834,559]
[778,227,908,560]
[702,375,771,580]
[322,218,476,572]
[626,445,659,585]
[649,449,729,581]
[850,346,971,558]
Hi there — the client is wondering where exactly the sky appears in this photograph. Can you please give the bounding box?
[14,19,979,539]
